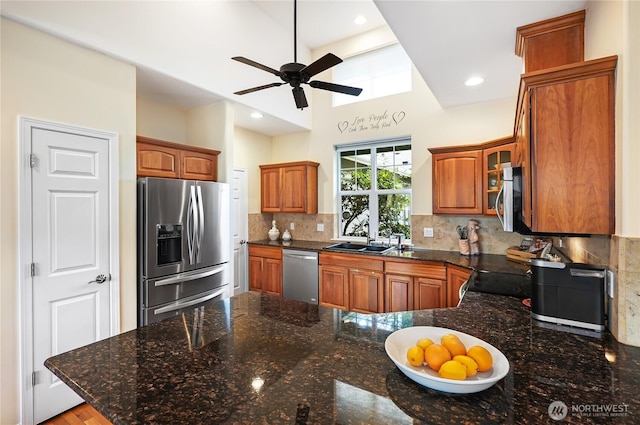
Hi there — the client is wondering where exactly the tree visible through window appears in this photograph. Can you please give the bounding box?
[338,140,411,241]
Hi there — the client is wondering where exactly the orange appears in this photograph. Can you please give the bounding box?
[453,355,478,377]
[416,338,434,350]
[438,360,467,380]
[424,343,451,371]
[406,345,425,367]
[441,334,467,357]
[467,345,493,372]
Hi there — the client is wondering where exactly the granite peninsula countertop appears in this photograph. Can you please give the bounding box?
[46,291,640,424]
[250,239,531,276]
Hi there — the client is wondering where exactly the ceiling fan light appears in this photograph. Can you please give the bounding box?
[465,76,484,86]
[354,15,367,25]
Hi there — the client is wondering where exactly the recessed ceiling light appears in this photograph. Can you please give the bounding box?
[251,112,264,119]
[354,15,367,25]
[465,76,484,86]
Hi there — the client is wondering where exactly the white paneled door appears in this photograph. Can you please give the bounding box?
[232,169,248,294]
[30,125,113,423]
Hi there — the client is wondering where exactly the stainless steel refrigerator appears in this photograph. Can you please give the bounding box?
[137,177,230,326]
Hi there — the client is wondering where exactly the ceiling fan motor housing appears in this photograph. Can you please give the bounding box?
[280,63,309,86]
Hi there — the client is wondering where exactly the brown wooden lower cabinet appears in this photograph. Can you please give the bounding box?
[248,245,282,296]
[385,260,447,311]
[318,264,350,310]
[350,268,384,313]
[318,252,384,313]
[447,264,473,307]
[414,277,447,310]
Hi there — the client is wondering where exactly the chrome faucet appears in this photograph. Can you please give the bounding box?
[392,233,404,250]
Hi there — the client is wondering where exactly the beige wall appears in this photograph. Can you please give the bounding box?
[136,96,188,142]
[0,18,137,423]
[233,126,272,213]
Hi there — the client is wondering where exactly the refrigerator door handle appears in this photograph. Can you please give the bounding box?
[187,185,198,265]
[153,287,226,315]
[196,185,205,263]
[154,265,226,286]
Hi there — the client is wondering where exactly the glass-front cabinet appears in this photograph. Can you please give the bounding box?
[483,143,515,215]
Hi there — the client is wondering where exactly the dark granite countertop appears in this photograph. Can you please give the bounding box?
[250,239,531,276]
[46,291,640,424]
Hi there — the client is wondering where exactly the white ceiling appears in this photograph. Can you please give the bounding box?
[2,0,587,136]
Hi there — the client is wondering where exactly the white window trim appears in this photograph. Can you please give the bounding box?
[335,137,412,244]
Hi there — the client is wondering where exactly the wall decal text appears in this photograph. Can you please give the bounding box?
[338,110,406,134]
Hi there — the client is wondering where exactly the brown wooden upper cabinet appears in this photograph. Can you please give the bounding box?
[429,136,514,216]
[429,148,483,215]
[136,136,220,181]
[483,140,515,216]
[514,56,617,234]
[260,161,319,214]
[515,10,585,73]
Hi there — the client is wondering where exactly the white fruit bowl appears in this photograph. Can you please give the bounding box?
[384,326,509,394]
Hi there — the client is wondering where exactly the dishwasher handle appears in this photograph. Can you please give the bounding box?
[285,253,318,261]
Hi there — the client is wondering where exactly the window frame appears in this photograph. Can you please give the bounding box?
[336,138,412,243]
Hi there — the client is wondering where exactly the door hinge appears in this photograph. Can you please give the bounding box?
[29,153,37,168]
[30,263,36,277]
[32,370,38,386]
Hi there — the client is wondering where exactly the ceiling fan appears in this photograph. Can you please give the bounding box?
[232,0,363,110]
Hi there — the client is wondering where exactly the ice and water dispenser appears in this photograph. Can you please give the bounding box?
[530,259,614,332]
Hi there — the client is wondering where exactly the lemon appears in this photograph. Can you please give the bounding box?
[424,343,451,371]
[416,338,434,350]
[467,345,493,372]
[441,335,467,357]
[453,355,479,377]
[438,360,467,380]
[406,345,425,367]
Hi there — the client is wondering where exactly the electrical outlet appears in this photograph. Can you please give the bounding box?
[317,223,324,232]
[423,227,434,238]
[290,222,295,230]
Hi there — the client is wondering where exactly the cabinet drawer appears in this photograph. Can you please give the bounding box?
[319,252,383,272]
[385,260,446,280]
[249,245,282,260]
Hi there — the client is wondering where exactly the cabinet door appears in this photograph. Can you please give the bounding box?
[281,165,308,213]
[319,265,349,310]
[260,168,282,212]
[180,150,218,181]
[516,90,533,228]
[385,274,413,312]
[484,143,515,215]
[137,142,180,178]
[531,74,614,234]
[432,151,483,214]
[248,256,264,292]
[263,258,282,296]
[447,266,472,307]
[350,269,384,313]
[414,278,446,310]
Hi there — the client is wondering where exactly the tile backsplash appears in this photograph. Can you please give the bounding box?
[249,213,525,255]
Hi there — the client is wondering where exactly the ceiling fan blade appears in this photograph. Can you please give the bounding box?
[309,80,363,96]
[232,56,281,76]
[234,82,283,95]
[300,53,342,78]
[292,86,308,109]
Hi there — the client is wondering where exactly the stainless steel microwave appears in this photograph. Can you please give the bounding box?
[496,166,532,234]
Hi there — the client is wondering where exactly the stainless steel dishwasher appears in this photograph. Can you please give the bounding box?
[282,249,319,304]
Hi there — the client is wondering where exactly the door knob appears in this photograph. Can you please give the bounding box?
[88,274,108,285]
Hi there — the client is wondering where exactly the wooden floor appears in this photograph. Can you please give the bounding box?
[42,403,112,425]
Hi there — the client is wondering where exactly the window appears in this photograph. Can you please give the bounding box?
[337,139,411,241]
[332,43,412,107]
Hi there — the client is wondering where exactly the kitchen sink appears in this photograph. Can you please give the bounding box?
[323,243,395,254]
